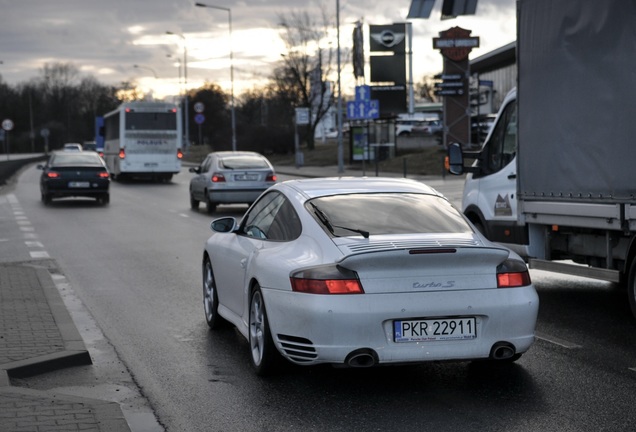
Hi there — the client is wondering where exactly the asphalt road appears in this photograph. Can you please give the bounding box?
[3,164,636,432]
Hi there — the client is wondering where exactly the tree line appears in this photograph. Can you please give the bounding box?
[0,10,349,157]
[0,61,306,156]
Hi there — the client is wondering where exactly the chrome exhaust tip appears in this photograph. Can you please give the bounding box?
[490,342,516,360]
[345,348,378,368]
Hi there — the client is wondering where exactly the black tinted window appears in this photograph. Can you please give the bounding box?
[240,192,301,241]
[220,156,269,169]
[306,193,470,237]
[125,112,177,130]
[50,153,104,167]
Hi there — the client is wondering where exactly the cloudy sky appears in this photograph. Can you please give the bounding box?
[0,0,516,99]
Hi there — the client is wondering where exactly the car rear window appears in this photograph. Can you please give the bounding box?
[219,156,269,169]
[306,193,471,236]
[50,153,103,166]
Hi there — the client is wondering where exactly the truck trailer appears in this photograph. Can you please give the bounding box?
[447,0,636,319]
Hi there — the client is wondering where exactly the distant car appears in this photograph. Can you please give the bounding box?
[189,151,277,213]
[411,119,443,136]
[62,143,83,152]
[201,177,539,376]
[396,115,441,136]
[82,142,97,152]
[395,120,421,136]
[38,150,110,205]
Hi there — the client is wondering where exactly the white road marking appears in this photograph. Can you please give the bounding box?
[535,331,582,349]
[30,251,50,258]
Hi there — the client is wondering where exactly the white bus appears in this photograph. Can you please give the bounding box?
[102,101,183,181]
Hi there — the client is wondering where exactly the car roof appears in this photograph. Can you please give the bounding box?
[276,177,443,200]
[208,151,265,158]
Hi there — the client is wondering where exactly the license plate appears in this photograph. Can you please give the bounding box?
[394,317,477,342]
[234,174,258,181]
[68,181,90,188]
[144,162,158,167]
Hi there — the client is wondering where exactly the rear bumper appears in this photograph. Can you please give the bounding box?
[42,180,109,198]
[208,189,267,204]
[262,286,539,366]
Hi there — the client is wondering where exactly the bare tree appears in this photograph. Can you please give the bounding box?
[415,74,439,103]
[276,6,336,150]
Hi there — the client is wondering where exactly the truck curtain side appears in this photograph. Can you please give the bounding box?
[448,0,636,319]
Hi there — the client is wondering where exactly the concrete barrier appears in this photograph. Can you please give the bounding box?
[0,154,47,185]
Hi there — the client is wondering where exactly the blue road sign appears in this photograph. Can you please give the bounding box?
[355,85,371,102]
[347,100,380,120]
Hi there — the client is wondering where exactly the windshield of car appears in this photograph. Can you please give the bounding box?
[219,156,269,170]
[50,153,103,166]
[306,193,471,237]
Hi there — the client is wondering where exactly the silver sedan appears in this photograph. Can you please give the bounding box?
[189,151,277,213]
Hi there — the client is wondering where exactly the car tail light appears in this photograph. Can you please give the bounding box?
[177,148,183,159]
[118,149,126,159]
[266,172,277,182]
[97,171,110,178]
[290,265,364,294]
[496,259,531,288]
[211,173,226,183]
[46,171,60,179]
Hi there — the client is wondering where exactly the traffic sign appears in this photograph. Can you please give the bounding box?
[2,119,14,131]
[194,113,205,125]
[434,88,465,96]
[194,102,205,113]
[355,85,371,102]
[295,107,310,125]
[347,100,380,120]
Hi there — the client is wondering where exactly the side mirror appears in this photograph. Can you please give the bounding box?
[36,164,45,170]
[189,167,201,174]
[210,217,237,233]
[446,142,465,175]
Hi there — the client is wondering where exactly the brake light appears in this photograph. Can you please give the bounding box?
[496,259,531,288]
[46,172,60,178]
[97,171,110,178]
[118,149,126,159]
[290,265,364,294]
[266,173,277,182]
[177,148,183,159]
[211,173,226,182]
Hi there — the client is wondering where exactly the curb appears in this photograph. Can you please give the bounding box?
[0,265,92,383]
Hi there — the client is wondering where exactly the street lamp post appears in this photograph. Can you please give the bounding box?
[166,31,190,150]
[195,2,237,151]
[133,64,158,78]
[336,0,344,173]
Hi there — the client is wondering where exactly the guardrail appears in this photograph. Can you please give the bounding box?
[0,154,47,185]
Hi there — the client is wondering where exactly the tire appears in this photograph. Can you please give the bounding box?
[249,286,281,376]
[627,259,636,320]
[97,193,109,206]
[203,256,227,329]
[190,192,200,210]
[42,193,52,205]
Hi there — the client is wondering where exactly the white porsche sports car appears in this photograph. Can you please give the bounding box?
[201,177,539,376]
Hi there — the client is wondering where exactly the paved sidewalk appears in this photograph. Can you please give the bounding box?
[0,263,131,432]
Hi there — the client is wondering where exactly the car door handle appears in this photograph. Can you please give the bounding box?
[240,258,247,268]
[508,173,517,179]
